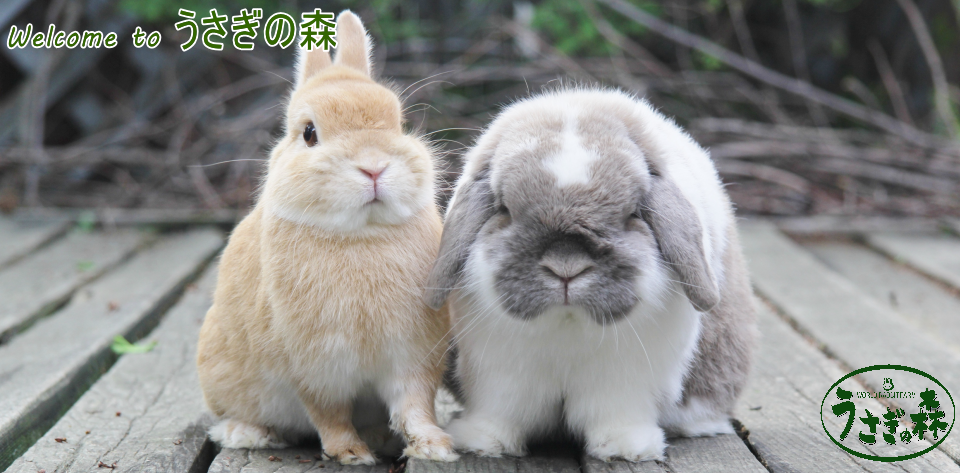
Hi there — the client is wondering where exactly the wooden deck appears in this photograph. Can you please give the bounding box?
[1,214,959,472]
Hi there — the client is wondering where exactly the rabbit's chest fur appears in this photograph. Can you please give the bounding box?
[260,211,444,375]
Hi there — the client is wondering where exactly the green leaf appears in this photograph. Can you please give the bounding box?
[76,260,95,272]
[76,211,96,233]
[111,335,158,354]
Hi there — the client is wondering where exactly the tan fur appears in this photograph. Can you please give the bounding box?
[197,11,456,464]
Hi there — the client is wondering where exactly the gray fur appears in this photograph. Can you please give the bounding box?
[675,225,758,417]
[641,177,720,312]
[425,166,495,309]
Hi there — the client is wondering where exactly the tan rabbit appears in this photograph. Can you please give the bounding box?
[196,11,457,465]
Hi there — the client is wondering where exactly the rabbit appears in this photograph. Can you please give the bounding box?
[196,11,458,465]
[425,88,757,462]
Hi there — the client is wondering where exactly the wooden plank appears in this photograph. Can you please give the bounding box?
[0,228,223,470]
[5,264,221,473]
[0,218,70,269]
[409,452,580,473]
[740,221,960,464]
[10,208,244,227]
[807,241,960,351]
[209,447,388,472]
[581,435,765,473]
[772,215,940,236]
[581,456,667,473]
[866,232,960,290]
[736,304,960,472]
[0,229,147,342]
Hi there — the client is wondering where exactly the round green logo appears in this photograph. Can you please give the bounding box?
[821,365,954,462]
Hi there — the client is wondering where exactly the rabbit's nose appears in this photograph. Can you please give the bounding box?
[541,259,593,281]
[359,165,387,182]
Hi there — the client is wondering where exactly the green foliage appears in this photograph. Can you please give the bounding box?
[829,35,848,58]
[342,0,425,44]
[76,260,94,272]
[695,50,723,70]
[532,0,658,56]
[111,335,158,354]
[932,14,957,53]
[120,0,287,22]
[799,0,865,12]
[75,211,96,233]
[702,0,725,14]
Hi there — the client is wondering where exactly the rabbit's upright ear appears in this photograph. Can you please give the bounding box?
[294,41,332,87]
[425,166,496,310]
[640,176,720,312]
[332,10,372,77]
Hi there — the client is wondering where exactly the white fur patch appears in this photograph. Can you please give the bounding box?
[659,396,734,437]
[543,118,595,187]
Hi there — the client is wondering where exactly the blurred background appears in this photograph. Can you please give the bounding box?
[1,0,959,220]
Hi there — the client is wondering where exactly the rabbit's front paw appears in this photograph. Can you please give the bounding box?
[209,419,288,449]
[325,442,377,465]
[446,418,525,457]
[587,424,665,462]
[403,429,460,462]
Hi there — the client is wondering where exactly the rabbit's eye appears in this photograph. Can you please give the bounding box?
[626,213,651,234]
[491,204,511,229]
[303,123,318,146]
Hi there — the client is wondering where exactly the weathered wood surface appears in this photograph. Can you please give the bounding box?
[408,452,580,473]
[581,455,667,473]
[736,303,960,472]
[771,215,942,236]
[209,447,387,473]
[807,241,960,351]
[0,229,223,470]
[740,221,960,463]
[867,232,960,290]
[6,264,221,473]
[0,229,146,342]
[0,217,69,269]
[8,207,244,227]
[581,435,767,473]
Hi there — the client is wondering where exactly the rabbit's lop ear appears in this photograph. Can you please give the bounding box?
[640,176,720,312]
[332,10,372,77]
[294,43,332,86]
[425,167,496,309]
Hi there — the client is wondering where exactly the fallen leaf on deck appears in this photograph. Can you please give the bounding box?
[110,335,157,354]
